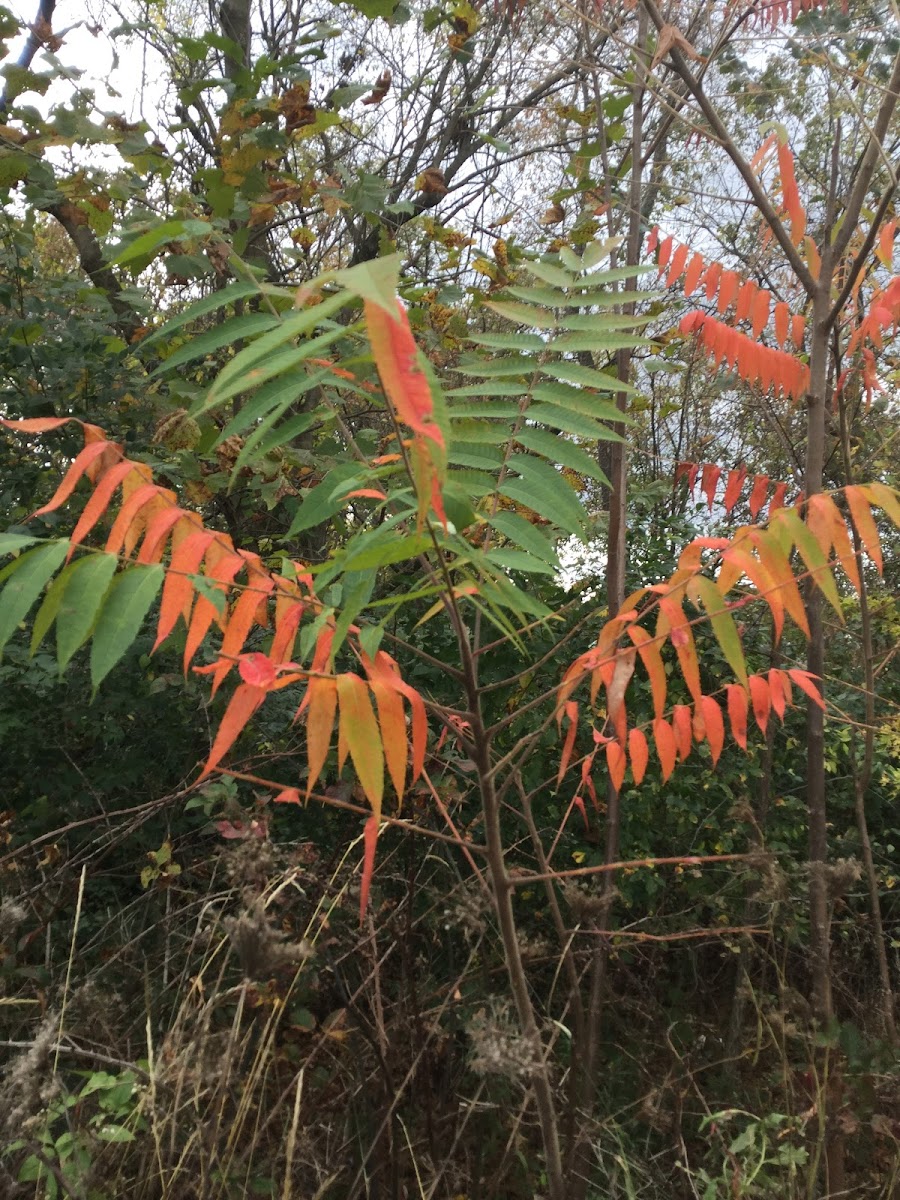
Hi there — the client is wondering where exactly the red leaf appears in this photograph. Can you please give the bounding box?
[748,674,771,734]
[726,684,748,749]
[672,704,693,761]
[700,696,725,765]
[646,226,660,255]
[748,475,769,519]
[653,719,677,782]
[343,488,387,500]
[360,814,379,923]
[787,668,825,710]
[213,577,276,694]
[136,507,186,565]
[723,466,747,514]
[628,728,649,785]
[199,683,267,779]
[238,651,278,689]
[365,300,444,450]
[767,481,788,516]
[701,463,721,511]
[606,740,626,792]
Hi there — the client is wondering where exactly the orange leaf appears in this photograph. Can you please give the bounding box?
[606,740,626,792]
[658,596,702,704]
[363,650,427,784]
[844,485,883,573]
[876,218,897,268]
[726,684,748,749]
[773,301,789,347]
[2,416,72,432]
[105,484,174,557]
[557,700,579,786]
[606,648,635,744]
[344,488,387,501]
[212,575,276,695]
[360,813,379,923]
[683,252,705,296]
[305,676,338,797]
[666,242,689,287]
[369,673,407,799]
[787,668,825,710]
[748,674,771,734]
[767,481,788,516]
[653,719,677,782]
[274,788,302,804]
[717,270,740,314]
[735,280,758,324]
[65,460,136,558]
[153,529,216,651]
[628,727,649,785]
[658,234,674,271]
[30,440,121,518]
[337,673,384,818]
[768,668,788,721]
[751,289,771,338]
[790,313,805,348]
[199,683,267,779]
[646,226,660,254]
[748,475,769,519]
[719,544,784,644]
[806,492,860,593]
[672,704,693,761]
[723,466,747,514]
[700,695,724,765]
[749,529,809,637]
[803,235,821,280]
[183,551,245,673]
[270,600,304,666]
[628,625,667,719]
[136,507,186,565]
[572,794,589,832]
[701,260,722,300]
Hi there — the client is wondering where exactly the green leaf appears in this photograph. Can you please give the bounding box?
[95,1124,135,1143]
[448,447,504,471]
[547,332,646,353]
[454,357,535,378]
[688,575,748,688]
[506,285,648,308]
[529,402,622,441]
[446,384,526,400]
[527,261,579,287]
[139,281,269,349]
[153,312,283,375]
[487,511,560,565]
[468,331,546,351]
[446,418,510,444]
[91,564,165,690]
[112,219,212,268]
[501,456,588,538]
[0,532,45,555]
[203,323,349,411]
[285,464,361,536]
[487,547,557,575]
[216,367,331,443]
[340,531,433,572]
[55,553,120,673]
[558,311,652,332]
[483,299,558,329]
[204,291,351,404]
[333,254,401,311]
[531,383,629,427]
[514,428,610,483]
[0,539,70,658]
[30,565,71,654]
[541,360,640,393]
[232,407,331,475]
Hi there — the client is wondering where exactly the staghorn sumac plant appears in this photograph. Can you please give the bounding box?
[1,241,899,1200]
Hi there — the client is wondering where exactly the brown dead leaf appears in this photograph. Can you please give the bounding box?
[651,24,706,70]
